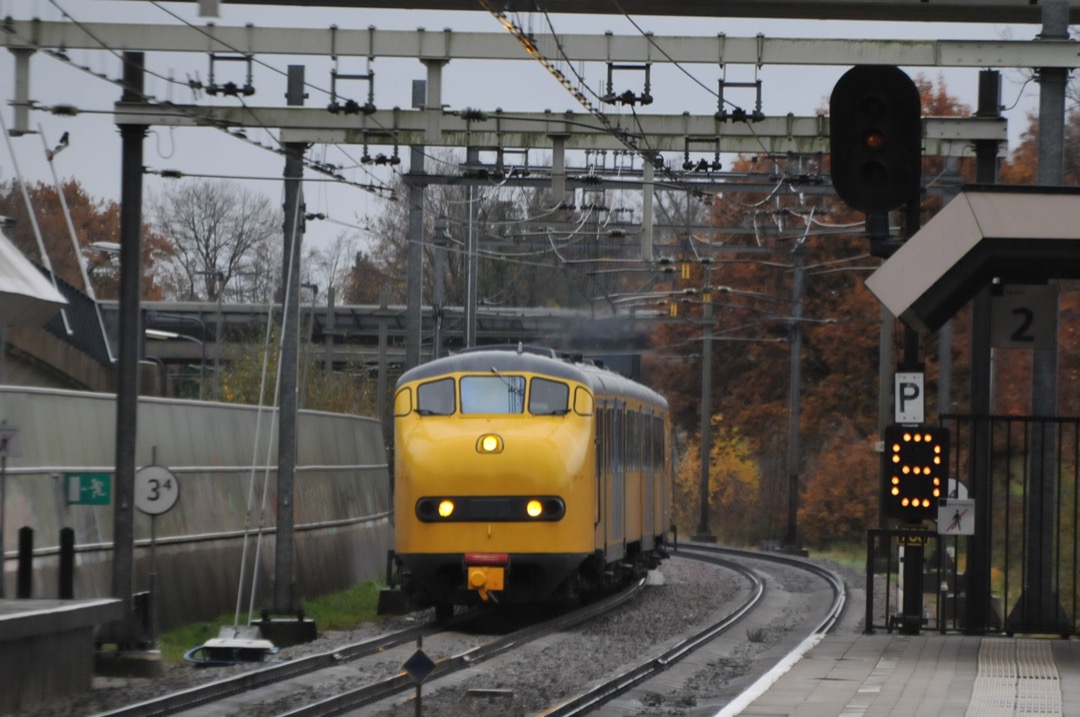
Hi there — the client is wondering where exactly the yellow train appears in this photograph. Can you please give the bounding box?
[380,345,673,619]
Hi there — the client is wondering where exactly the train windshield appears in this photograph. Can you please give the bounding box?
[529,378,570,415]
[461,375,525,414]
[416,378,455,415]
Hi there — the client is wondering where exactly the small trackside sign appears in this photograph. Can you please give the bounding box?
[939,498,975,536]
[895,372,924,424]
[403,648,436,684]
[66,472,112,505]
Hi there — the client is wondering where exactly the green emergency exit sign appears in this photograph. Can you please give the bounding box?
[66,472,112,505]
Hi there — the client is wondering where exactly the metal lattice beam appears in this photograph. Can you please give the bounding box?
[113,103,1006,155]
[4,20,1080,68]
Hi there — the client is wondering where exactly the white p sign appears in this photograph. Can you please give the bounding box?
[895,372,924,424]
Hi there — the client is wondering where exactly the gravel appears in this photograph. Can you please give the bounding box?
[10,552,868,717]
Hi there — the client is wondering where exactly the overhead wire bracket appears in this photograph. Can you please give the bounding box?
[682,136,723,173]
[715,78,765,123]
[205,53,255,97]
[327,26,377,116]
[600,63,653,106]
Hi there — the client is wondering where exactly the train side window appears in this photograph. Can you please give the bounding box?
[573,387,594,416]
[529,378,570,415]
[461,375,525,414]
[393,387,413,417]
[416,378,455,415]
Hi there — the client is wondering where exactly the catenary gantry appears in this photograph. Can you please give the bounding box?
[119,0,1080,23]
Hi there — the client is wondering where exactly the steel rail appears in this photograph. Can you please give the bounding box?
[534,545,846,716]
[685,544,848,635]
[89,547,841,717]
[277,579,648,717]
[87,618,452,717]
[534,552,763,717]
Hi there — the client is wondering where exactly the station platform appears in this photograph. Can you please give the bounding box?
[0,598,123,713]
[723,626,1080,716]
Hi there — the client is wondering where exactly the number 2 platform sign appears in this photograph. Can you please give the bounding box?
[991,284,1055,350]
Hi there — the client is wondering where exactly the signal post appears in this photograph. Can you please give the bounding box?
[830,64,942,633]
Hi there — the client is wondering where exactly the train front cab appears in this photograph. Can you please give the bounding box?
[388,362,600,614]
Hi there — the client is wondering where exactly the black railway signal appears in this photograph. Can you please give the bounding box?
[829,65,921,214]
[883,424,949,523]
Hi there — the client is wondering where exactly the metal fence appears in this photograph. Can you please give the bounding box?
[864,528,971,633]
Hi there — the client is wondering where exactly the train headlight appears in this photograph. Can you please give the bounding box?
[476,433,504,454]
[524,498,565,520]
[416,496,566,521]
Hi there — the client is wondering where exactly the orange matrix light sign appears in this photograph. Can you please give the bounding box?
[884,424,949,522]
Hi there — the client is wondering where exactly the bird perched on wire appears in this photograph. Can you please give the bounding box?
[46,131,69,161]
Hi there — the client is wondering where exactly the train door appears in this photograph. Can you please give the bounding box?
[642,412,655,549]
[610,402,624,557]
[595,403,607,550]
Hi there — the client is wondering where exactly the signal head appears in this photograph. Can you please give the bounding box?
[829,65,922,214]
[883,423,950,523]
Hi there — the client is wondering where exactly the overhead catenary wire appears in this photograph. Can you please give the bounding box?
[13,1,397,198]
[479,0,713,205]
[147,0,472,186]
[542,3,777,182]
[14,7,833,255]
[13,2,883,312]
[15,43,395,197]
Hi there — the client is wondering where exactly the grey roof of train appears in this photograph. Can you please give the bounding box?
[397,349,668,409]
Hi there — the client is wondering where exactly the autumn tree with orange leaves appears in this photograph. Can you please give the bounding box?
[0,179,169,300]
[643,75,986,547]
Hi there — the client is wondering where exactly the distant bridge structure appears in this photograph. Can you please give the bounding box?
[101,300,658,377]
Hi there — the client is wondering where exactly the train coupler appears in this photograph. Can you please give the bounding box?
[467,565,505,602]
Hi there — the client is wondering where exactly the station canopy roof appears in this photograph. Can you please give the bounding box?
[865,186,1080,333]
[0,224,67,328]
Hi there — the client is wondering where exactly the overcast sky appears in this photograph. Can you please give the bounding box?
[0,1,1055,255]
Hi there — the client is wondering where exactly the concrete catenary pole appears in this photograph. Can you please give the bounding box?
[405,80,426,370]
[1013,0,1069,632]
[274,64,305,615]
[111,51,147,646]
[967,69,1000,635]
[784,245,805,550]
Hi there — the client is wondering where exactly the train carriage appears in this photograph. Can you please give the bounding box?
[380,345,672,618]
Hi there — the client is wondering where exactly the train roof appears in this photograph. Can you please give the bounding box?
[397,347,669,410]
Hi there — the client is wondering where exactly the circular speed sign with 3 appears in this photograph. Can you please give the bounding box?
[134,465,180,515]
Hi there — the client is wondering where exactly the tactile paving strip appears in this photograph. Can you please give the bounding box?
[966,638,1062,716]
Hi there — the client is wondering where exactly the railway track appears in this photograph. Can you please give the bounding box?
[88,546,845,717]
[88,581,645,717]
[535,550,764,717]
[89,618,450,717]
[535,544,846,717]
[278,580,647,717]
[683,543,848,634]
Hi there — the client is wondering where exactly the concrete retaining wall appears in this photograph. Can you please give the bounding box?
[0,387,391,630]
